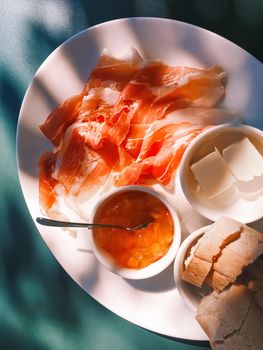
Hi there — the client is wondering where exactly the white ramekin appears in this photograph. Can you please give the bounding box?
[90,185,181,279]
[173,225,211,311]
[179,124,263,224]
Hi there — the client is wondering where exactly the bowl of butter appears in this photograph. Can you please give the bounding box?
[179,124,263,223]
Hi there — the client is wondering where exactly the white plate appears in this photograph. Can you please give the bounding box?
[16,18,263,340]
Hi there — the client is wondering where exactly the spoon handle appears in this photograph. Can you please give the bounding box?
[36,217,125,230]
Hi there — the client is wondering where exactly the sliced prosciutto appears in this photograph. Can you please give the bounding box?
[82,48,143,94]
[38,48,238,217]
[117,63,225,157]
[38,151,58,210]
[117,63,225,125]
[114,119,205,186]
[40,94,83,147]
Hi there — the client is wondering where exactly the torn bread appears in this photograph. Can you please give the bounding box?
[195,217,242,262]
[206,270,232,292]
[196,285,251,342]
[238,256,263,311]
[212,303,263,350]
[182,217,242,287]
[211,225,263,290]
[247,280,263,312]
[183,255,212,288]
[196,284,263,350]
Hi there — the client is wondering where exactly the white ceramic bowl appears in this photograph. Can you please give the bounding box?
[90,185,181,279]
[174,225,211,311]
[179,124,263,223]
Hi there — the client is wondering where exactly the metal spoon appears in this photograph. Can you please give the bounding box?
[36,217,151,231]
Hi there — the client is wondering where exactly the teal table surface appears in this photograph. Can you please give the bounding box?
[1,1,262,349]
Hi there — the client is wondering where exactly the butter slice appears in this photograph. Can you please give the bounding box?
[223,137,263,182]
[191,148,236,198]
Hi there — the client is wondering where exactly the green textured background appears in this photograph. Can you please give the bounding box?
[1,1,262,349]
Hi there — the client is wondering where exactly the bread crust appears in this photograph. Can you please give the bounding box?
[210,295,263,350]
[213,248,246,280]
[196,285,251,342]
[195,217,242,263]
[212,225,263,289]
[182,256,212,287]
[206,270,232,292]
[192,220,263,350]
[182,217,243,289]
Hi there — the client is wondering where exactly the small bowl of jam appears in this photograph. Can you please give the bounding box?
[90,186,181,279]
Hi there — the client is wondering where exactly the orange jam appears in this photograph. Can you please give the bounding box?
[93,190,174,269]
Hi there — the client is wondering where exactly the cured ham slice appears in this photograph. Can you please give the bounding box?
[82,48,143,94]
[115,106,238,187]
[38,151,58,210]
[114,120,205,186]
[38,48,236,217]
[53,125,116,195]
[123,123,150,158]
[117,64,226,157]
[40,94,83,147]
[117,63,225,126]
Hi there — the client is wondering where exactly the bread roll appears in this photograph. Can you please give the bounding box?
[195,217,242,262]
[212,225,263,290]
[183,256,212,287]
[206,270,232,292]
[196,284,263,350]
[238,256,263,311]
[183,217,263,291]
[190,219,263,349]
[182,217,242,287]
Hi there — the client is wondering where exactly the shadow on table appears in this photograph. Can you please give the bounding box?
[0,195,77,345]
[158,335,211,349]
